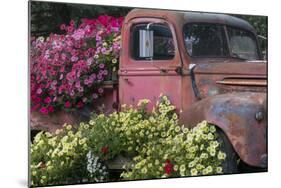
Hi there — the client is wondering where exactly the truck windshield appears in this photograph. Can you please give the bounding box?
[183,24,260,60]
[183,24,228,57]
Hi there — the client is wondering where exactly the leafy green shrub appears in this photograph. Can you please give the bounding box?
[31,95,226,186]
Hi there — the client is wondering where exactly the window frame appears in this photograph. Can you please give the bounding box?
[130,23,176,61]
[127,18,180,66]
[182,22,262,60]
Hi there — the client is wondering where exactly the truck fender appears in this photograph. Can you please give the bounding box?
[179,92,267,168]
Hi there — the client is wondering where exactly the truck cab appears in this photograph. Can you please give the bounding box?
[118,9,267,170]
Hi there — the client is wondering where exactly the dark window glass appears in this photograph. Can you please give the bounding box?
[131,24,175,60]
[227,27,259,60]
[183,24,228,57]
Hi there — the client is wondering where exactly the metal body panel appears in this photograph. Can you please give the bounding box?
[117,8,267,167]
[179,92,267,167]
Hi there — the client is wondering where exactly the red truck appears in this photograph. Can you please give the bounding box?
[32,8,268,173]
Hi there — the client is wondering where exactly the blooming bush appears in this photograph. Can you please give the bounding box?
[31,96,226,186]
[30,15,123,115]
[30,124,108,186]
[84,96,226,179]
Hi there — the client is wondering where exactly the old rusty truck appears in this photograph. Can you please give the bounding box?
[32,8,268,173]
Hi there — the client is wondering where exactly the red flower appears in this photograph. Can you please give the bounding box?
[77,101,84,108]
[48,106,54,113]
[64,101,71,108]
[101,146,109,154]
[39,107,49,115]
[164,159,174,175]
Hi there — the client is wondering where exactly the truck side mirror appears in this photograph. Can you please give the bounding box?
[139,29,154,58]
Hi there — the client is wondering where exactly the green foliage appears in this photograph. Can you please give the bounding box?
[234,14,268,52]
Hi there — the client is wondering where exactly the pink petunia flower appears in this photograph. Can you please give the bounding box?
[44,97,52,104]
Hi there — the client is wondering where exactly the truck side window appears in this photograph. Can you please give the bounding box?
[227,27,259,60]
[131,24,175,60]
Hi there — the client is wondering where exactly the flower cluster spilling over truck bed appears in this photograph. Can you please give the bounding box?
[31,96,226,186]
[30,15,123,115]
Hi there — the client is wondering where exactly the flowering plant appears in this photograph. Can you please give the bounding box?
[31,96,227,186]
[81,95,227,179]
[30,15,123,115]
[31,123,109,187]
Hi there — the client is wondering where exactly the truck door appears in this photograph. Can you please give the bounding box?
[119,18,182,109]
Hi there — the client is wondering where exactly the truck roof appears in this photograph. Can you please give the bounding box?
[125,8,256,33]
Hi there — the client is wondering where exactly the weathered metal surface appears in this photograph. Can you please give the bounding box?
[124,9,256,33]
[179,92,267,167]
[118,9,267,168]
[216,78,267,86]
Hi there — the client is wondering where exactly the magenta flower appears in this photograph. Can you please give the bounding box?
[99,63,105,69]
[30,15,123,114]
[48,106,54,113]
[36,88,42,95]
[64,101,71,108]
[77,101,84,108]
[44,97,52,104]
[39,107,49,115]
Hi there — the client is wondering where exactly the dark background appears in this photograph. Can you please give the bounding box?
[30,1,267,52]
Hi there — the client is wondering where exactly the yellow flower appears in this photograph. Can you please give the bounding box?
[173,165,179,171]
[180,171,185,176]
[89,120,95,125]
[188,161,195,168]
[196,164,204,170]
[66,125,72,130]
[218,151,226,160]
[200,153,208,159]
[206,166,213,173]
[190,168,198,176]
[135,163,141,169]
[175,126,181,133]
[210,149,216,156]
[210,125,216,133]
[202,168,208,175]
[112,58,117,64]
[207,133,214,140]
[183,128,189,134]
[172,113,178,120]
[148,163,153,168]
[155,159,160,165]
[180,164,186,172]
[216,167,223,174]
[141,167,148,174]
[32,171,37,176]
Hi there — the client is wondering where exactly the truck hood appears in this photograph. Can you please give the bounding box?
[191,58,267,98]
